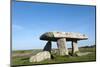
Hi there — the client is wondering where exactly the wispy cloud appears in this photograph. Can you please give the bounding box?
[12,24,24,31]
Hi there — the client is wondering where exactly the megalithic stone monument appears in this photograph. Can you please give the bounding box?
[40,32,88,56]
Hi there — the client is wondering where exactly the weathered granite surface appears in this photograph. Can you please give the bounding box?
[40,32,88,41]
[29,51,51,62]
[57,38,69,56]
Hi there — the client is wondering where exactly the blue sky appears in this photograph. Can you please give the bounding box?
[12,1,96,50]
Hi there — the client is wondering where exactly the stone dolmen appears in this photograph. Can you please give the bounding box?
[40,32,88,56]
[29,32,88,63]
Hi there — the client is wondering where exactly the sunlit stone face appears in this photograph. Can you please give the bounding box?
[40,32,88,41]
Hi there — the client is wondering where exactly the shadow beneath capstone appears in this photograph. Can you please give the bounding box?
[51,55,54,59]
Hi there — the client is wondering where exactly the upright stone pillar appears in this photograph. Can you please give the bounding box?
[43,41,52,53]
[57,38,69,56]
[72,40,79,54]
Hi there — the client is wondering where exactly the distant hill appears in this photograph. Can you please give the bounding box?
[80,45,96,48]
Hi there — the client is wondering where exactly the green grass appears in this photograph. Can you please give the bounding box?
[12,49,42,55]
[12,47,96,66]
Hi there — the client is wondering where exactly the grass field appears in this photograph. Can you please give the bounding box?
[12,46,96,66]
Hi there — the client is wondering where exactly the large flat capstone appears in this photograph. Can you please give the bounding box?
[40,32,88,41]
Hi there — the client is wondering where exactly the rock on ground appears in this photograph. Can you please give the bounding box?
[29,51,51,62]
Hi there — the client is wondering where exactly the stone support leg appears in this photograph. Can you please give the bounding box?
[57,38,69,56]
[43,41,52,53]
[72,40,79,54]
